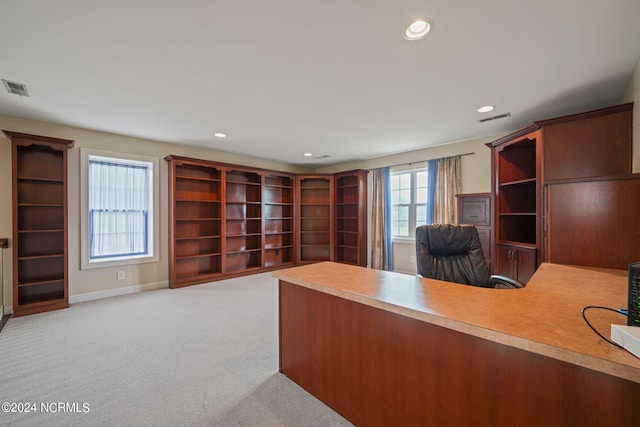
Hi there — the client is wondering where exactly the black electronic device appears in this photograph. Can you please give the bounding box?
[628,262,640,326]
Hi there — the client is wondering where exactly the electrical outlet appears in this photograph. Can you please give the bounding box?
[117,271,125,280]
[0,238,8,249]
[410,256,416,264]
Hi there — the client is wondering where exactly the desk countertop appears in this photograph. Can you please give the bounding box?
[273,261,640,383]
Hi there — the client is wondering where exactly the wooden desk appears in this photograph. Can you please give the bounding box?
[274,262,640,426]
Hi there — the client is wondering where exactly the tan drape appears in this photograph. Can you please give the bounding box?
[370,168,387,270]
[433,155,461,224]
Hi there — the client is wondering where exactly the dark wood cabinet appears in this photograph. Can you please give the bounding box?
[546,176,640,269]
[541,104,633,182]
[334,170,368,267]
[457,193,492,271]
[4,130,73,316]
[496,243,536,284]
[487,102,634,279]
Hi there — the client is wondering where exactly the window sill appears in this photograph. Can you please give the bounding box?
[392,237,416,245]
[81,253,160,270]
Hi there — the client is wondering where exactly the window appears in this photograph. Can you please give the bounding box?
[81,149,159,269]
[391,169,428,238]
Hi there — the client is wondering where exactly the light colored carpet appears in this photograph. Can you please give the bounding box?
[0,273,353,427]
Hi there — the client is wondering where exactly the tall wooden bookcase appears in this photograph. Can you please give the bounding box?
[167,156,368,287]
[334,170,368,266]
[225,168,263,273]
[263,173,295,268]
[166,156,297,287]
[296,170,368,266]
[296,175,334,264]
[167,157,223,286]
[491,130,540,283]
[4,130,73,316]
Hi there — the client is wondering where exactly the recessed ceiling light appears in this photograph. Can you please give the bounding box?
[404,19,431,41]
[477,105,495,113]
[303,153,313,157]
[214,132,227,138]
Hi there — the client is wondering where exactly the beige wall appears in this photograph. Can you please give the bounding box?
[317,135,496,195]
[623,57,640,173]
[0,114,311,313]
[318,135,500,275]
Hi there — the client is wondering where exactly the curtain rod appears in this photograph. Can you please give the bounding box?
[387,151,475,169]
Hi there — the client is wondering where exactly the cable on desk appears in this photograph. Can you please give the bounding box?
[581,306,627,348]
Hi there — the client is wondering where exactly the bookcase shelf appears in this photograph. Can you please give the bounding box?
[334,170,368,266]
[297,176,333,264]
[263,173,295,269]
[4,130,73,316]
[167,157,224,287]
[166,157,368,286]
[166,156,297,287]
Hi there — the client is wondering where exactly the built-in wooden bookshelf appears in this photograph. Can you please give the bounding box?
[487,102,635,282]
[225,169,263,273]
[334,170,368,266]
[4,130,74,316]
[167,156,368,287]
[297,175,334,264]
[166,156,299,287]
[263,173,295,268]
[169,158,223,287]
[491,131,539,283]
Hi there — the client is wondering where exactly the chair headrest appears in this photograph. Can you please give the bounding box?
[420,224,476,256]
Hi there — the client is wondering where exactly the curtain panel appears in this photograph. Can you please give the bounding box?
[371,167,392,270]
[433,155,461,224]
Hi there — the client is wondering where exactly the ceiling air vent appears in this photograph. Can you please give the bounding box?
[478,112,510,123]
[2,79,29,97]
[315,154,331,160]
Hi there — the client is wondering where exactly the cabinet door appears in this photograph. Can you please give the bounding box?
[546,178,640,269]
[496,243,536,284]
[542,105,632,181]
[515,246,536,283]
[496,244,517,278]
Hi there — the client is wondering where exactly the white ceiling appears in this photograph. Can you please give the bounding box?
[1,1,639,167]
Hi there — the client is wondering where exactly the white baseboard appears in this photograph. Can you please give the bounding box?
[69,281,169,305]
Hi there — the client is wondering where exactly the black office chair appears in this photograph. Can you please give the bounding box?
[416,224,524,289]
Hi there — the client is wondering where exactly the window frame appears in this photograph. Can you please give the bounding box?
[80,148,160,270]
[390,167,429,239]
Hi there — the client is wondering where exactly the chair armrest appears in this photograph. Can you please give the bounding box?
[490,274,526,289]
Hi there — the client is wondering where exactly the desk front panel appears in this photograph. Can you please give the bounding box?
[279,280,640,426]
